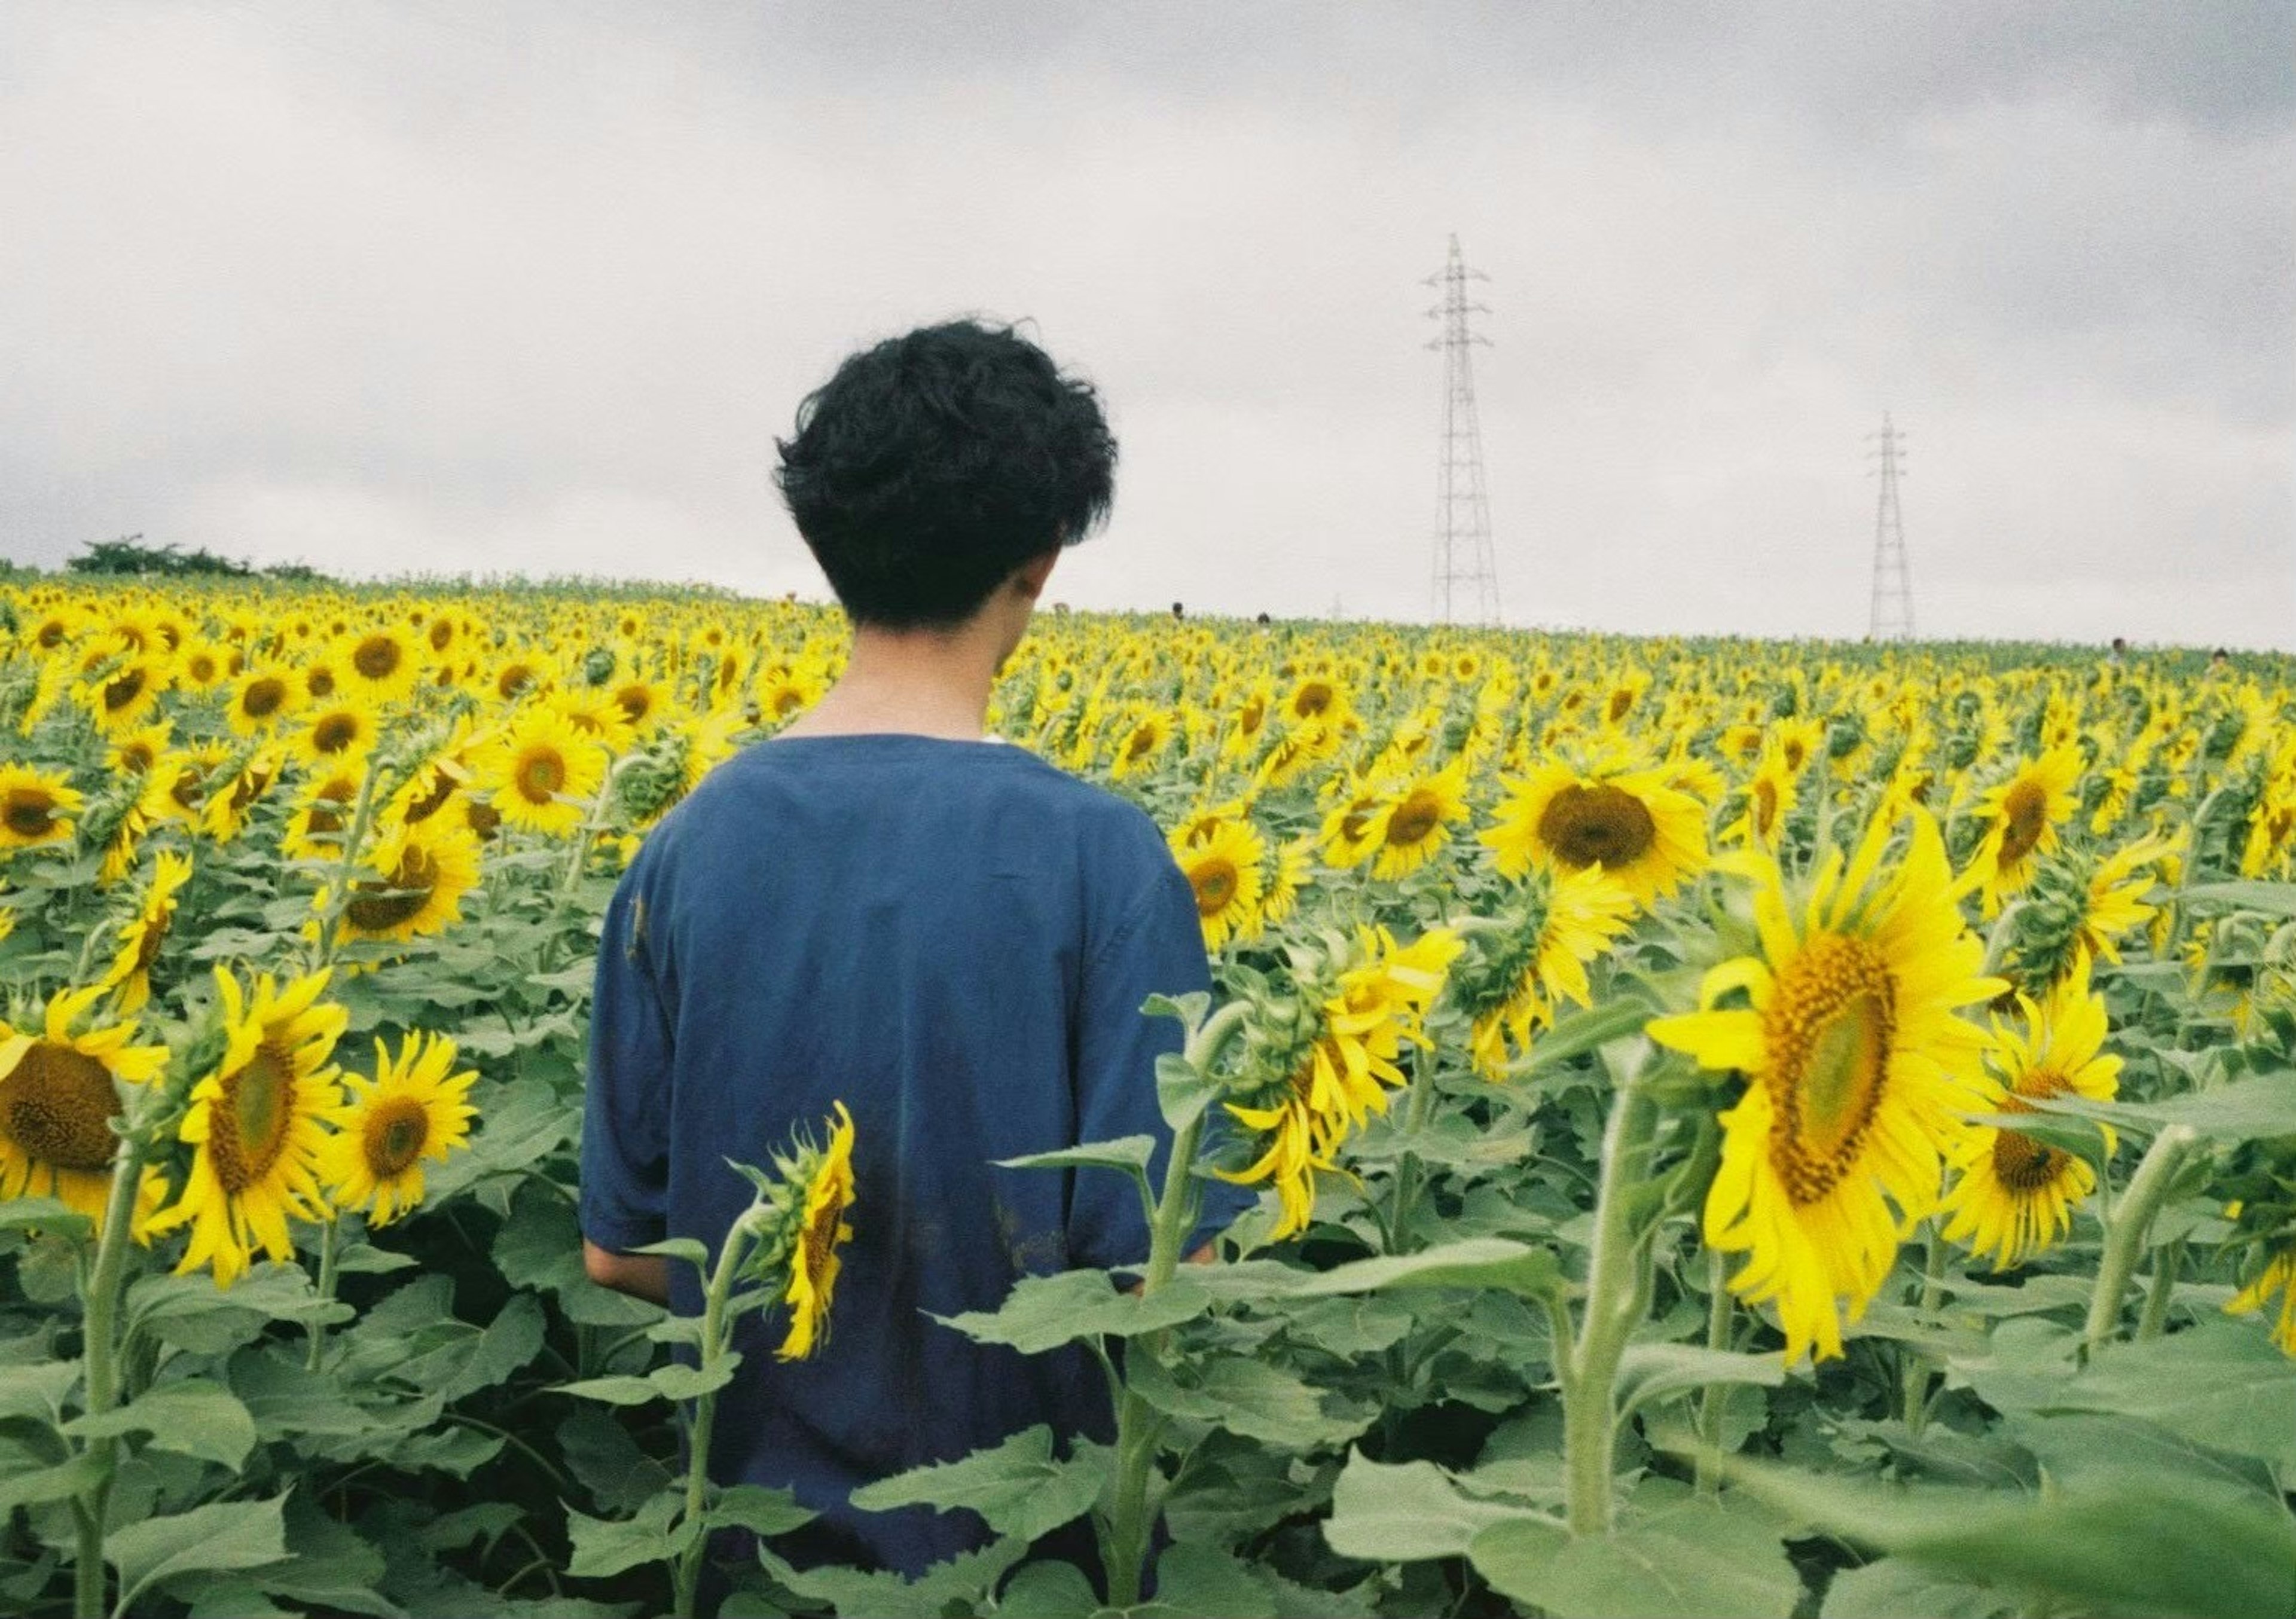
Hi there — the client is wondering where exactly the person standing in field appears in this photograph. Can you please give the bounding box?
[579,319,1246,1582]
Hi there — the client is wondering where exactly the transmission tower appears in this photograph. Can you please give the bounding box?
[1425,234,1501,626]
[1866,413,1915,641]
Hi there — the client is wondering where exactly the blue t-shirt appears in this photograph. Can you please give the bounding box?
[579,732,1249,1574]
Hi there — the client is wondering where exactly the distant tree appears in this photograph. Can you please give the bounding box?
[68,535,252,578]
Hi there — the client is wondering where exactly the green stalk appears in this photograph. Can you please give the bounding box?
[1384,1061,1441,1257]
[1693,1247,1733,1496]
[304,1216,341,1371]
[671,1217,755,1619]
[1563,1079,1659,1538]
[556,753,625,902]
[74,1133,154,1619]
[1898,1223,1946,1437]
[312,756,384,965]
[1103,1000,1248,1607]
[2138,1236,2186,1340]
[2084,1125,2198,1351]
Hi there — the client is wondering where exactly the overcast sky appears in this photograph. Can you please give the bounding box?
[3,2,2291,648]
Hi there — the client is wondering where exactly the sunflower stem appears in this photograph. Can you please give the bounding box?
[312,756,384,965]
[73,1126,154,1619]
[1898,1222,1946,1437]
[555,752,626,903]
[1564,1074,1659,1538]
[304,1215,341,1371]
[671,1210,757,1619]
[2084,1124,2199,1351]
[1104,999,1247,1608]
[1694,1246,1733,1496]
[2138,1236,2185,1340]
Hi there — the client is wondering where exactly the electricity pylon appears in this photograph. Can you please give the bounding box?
[1426,234,1501,626]
[1867,413,1915,640]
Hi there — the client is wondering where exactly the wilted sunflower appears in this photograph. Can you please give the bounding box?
[1971,745,2083,915]
[1369,760,1471,881]
[1480,754,1708,910]
[1648,808,2002,1363]
[478,706,605,837]
[779,1101,857,1361]
[0,765,81,851]
[320,1031,478,1225]
[2227,1247,2296,1356]
[1462,866,1637,1080]
[150,968,349,1286]
[1938,955,2120,1270]
[0,984,169,1227]
[1171,818,1265,950]
[101,848,193,1013]
[332,820,483,945]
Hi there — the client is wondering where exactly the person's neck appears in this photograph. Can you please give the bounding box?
[781,621,1003,741]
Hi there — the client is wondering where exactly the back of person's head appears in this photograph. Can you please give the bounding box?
[774,319,1116,630]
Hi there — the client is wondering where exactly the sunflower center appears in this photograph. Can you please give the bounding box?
[402,770,457,826]
[0,1043,121,1171]
[306,667,337,699]
[1385,792,1442,848]
[1124,725,1158,759]
[132,911,170,977]
[773,688,805,717]
[800,1182,850,1282]
[1192,857,1238,916]
[1752,777,1781,834]
[120,741,156,774]
[1989,1072,2075,1193]
[242,677,286,719]
[212,1040,298,1193]
[429,619,456,652]
[1537,784,1657,869]
[103,669,147,713]
[614,686,654,724]
[1764,934,1897,1206]
[361,1096,430,1178]
[313,714,361,755]
[514,747,566,804]
[1293,682,1333,720]
[352,636,402,681]
[1607,689,1635,724]
[4,790,61,839]
[497,665,536,700]
[344,846,440,933]
[1998,780,2050,868]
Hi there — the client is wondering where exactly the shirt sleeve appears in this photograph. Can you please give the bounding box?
[579,869,673,1254]
[1068,839,1260,1273]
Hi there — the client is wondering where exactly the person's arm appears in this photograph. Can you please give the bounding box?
[579,873,676,1304]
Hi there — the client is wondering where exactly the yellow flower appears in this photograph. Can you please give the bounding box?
[100,848,194,1013]
[294,701,380,770]
[779,1102,857,1361]
[1171,818,1265,951]
[1466,867,1638,1080]
[1369,759,1471,881]
[1480,754,1708,910]
[1648,808,2002,1364]
[321,1032,478,1225]
[1938,955,2121,1270]
[336,626,422,706]
[478,706,606,837]
[1258,836,1314,927]
[2227,1248,2296,1357]
[224,665,301,736]
[335,820,483,945]
[0,985,169,1229]
[0,765,81,851]
[149,968,349,1286]
[1972,745,2083,915]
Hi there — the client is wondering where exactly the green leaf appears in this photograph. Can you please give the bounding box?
[1130,1543,1281,1618]
[1285,1238,1564,1301]
[759,1534,1025,1619]
[1614,1344,1787,1416]
[631,1236,712,1269]
[2176,880,2296,917]
[106,1493,291,1615]
[848,1425,1109,1542]
[2034,1318,2296,1471]
[0,1196,91,1241]
[1128,1354,1376,1451]
[996,1134,1157,1175]
[64,1381,258,1469]
[706,1481,816,1538]
[0,1360,78,1424]
[994,1559,1101,1618]
[935,1270,1213,1354]
[557,1406,676,1516]
[434,1292,546,1404]
[564,1495,695,1580]
[2082,1075,2296,1142]
[1322,1452,1556,1563]
[1820,1559,2015,1619]
[1468,1494,1801,1619]
[0,1450,105,1513]
[1156,1050,1222,1133]
[558,1353,740,1407]
[1717,1456,2296,1619]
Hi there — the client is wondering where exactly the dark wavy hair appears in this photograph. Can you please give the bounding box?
[773,320,1117,629]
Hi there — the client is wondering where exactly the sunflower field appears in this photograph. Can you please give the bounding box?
[2,578,2294,1618]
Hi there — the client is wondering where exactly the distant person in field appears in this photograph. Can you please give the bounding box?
[579,319,1246,1584]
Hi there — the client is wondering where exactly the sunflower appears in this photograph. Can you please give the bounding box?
[1464,867,1637,1080]
[332,820,483,945]
[201,746,285,843]
[320,1032,478,1224]
[478,707,606,837]
[2073,834,2178,966]
[1938,956,2120,1270]
[0,766,82,851]
[1971,745,2083,915]
[283,770,364,863]
[1171,818,1266,950]
[100,849,193,1013]
[2227,1248,2296,1356]
[1648,807,2002,1364]
[295,702,379,770]
[779,1102,857,1361]
[0,985,169,1227]
[337,626,422,706]
[1723,747,1799,850]
[225,666,301,736]
[1318,777,1390,870]
[1258,836,1314,927]
[1369,760,1471,881]
[1480,754,1708,910]
[608,677,671,737]
[176,640,230,692]
[149,968,349,1286]
[1109,710,1171,781]
[108,722,173,779]
[83,656,167,736]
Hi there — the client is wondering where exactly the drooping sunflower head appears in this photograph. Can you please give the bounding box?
[0,984,169,1227]
[100,848,194,1013]
[1257,835,1315,928]
[775,1102,857,1362]
[1938,953,2120,1272]
[320,1031,478,1226]
[1479,754,1708,910]
[1171,818,1266,951]
[1454,866,1638,1080]
[149,968,350,1287]
[1649,807,2003,1363]
[0,766,82,851]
